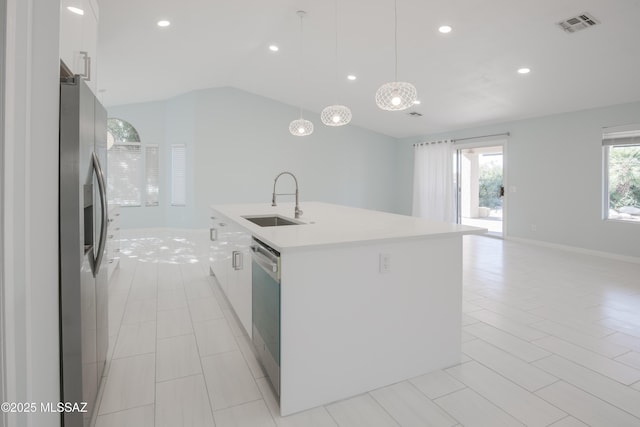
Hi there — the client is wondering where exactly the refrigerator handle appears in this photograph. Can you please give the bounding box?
[91,152,108,277]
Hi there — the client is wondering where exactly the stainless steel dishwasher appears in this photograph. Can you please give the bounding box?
[250,237,281,396]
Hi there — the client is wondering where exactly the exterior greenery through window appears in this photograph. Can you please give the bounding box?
[107,118,140,144]
[603,126,640,222]
[479,158,503,210]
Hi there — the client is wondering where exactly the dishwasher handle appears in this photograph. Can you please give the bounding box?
[251,244,279,280]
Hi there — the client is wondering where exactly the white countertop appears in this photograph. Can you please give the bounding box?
[211,202,486,252]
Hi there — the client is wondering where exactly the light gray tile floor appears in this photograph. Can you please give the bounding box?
[95,230,640,426]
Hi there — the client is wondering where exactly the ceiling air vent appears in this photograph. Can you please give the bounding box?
[557,12,599,33]
[408,111,423,117]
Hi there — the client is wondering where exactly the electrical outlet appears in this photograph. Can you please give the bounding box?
[531,224,537,232]
[379,253,391,274]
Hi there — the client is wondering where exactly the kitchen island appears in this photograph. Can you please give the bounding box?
[209,202,484,416]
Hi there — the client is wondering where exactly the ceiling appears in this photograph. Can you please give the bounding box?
[97,0,640,138]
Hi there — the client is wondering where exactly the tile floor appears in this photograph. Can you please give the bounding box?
[94,229,640,426]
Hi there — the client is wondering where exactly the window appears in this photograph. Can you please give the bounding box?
[145,145,159,206]
[107,118,140,144]
[108,143,142,206]
[107,118,159,208]
[171,144,186,206]
[603,125,640,222]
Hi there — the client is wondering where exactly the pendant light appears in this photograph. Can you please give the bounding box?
[321,0,352,127]
[289,10,314,136]
[375,0,417,111]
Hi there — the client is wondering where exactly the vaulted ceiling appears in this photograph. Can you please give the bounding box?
[97,0,640,138]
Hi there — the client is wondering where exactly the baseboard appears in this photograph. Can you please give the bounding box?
[506,236,640,264]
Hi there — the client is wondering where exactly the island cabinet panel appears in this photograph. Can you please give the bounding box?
[209,209,252,337]
[278,236,463,416]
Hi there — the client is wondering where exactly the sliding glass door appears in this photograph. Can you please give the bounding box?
[455,143,505,237]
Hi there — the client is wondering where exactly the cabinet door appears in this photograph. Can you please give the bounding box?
[106,229,116,280]
[226,228,252,337]
[59,0,98,93]
[59,0,83,73]
[209,214,230,292]
[209,212,253,337]
[81,2,98,93]
[228,247,252,337]
[107,205,120,282]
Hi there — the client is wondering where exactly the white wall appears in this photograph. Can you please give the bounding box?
[2,0,61,426]
[396,101,640,259]
[109,87,399,229]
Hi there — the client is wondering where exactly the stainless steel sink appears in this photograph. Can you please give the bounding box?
[242,215,303,227]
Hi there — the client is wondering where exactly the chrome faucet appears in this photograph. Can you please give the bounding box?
[272,171,303,218]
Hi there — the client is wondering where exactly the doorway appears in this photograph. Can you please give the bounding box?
[455,144,505,237]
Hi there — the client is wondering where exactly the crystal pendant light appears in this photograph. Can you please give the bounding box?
[289,118,314,136]
[321,105,352,126]
[321,0,352,127]
[375,0,417,111]
[289,11,314,136]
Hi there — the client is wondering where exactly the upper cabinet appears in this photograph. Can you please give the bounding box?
[60,0,99,94]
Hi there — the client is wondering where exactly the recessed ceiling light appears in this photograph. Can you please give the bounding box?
[517,67,531,74]
[413,100,421,105]
[67,6,84,15]
[157,20,171,27]
[438,25,452,34]
[269,45,279,52]
[347,75,357,81]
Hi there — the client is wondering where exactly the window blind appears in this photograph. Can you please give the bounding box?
[171,144,186,206]
[145,145,159,206]
[107,143,142,206]
[603,127,640,146]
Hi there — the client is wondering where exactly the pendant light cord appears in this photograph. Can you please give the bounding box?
[334,0,339,101]
[394,0,398,82]
[299,12,304,118]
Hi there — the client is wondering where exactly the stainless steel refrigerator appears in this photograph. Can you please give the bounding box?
[59,75,108,427]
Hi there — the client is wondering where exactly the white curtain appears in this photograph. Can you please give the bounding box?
[412,140,455,222]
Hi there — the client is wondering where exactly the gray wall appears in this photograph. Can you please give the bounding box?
[396,101,640,259]
[109,87,399,229]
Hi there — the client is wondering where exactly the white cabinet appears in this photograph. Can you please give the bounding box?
[60,0,98,93]
[209,214,231,292]
[226,226,252,337]
[107,204,120,282]
[209,209,252,337]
